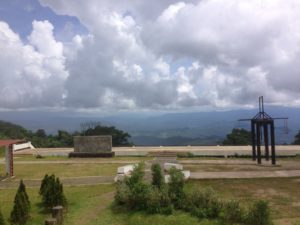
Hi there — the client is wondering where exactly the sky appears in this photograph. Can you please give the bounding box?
[0,0,300,113]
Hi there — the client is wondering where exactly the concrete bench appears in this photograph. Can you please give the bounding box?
[164,163,183,171]
[117,164,135,175]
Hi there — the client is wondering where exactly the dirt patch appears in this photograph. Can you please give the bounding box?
[292,202,300,207]
[253,188,290,199]
[274,218,300,225]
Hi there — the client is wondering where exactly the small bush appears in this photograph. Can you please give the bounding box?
[245,200,273,225]
[219,200,244,224]
[187,152,194,158]
[0,209,5,225]
[126,163,145,188]
[115,163,149,211]
[35,154,43,159]
[151,164,164,189]
[115,181,130,205]
[146,187,162,214]
[168,167,185,208]
[39,174,49,196]
[128,181,149,210]
[176,152,194,158]
[40,174,67,208]
[146,187,173,215]
[10,180,30,225]
[185,188,222,219]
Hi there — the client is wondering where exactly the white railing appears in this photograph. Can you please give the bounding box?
[12,142,35,151]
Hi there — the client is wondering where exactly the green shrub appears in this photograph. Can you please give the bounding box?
[115,163,149,211]
[146,187,173,215]
[151,164,164,189]
[128,181,149,210]
[146,187,162,214]
[40,174,67,208]
[115,181,130,205]
[185,188,222,219]
[10,180,30,225]
[39,174,49,196]
[168,167,185,208]
[245,200,273,225]
[0,209,5,225]
[126,163,145,188]
[219,200,244,224]
[17,180,30,208]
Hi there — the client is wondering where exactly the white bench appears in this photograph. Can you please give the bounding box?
[117,164,135,175]
[164,163,183,171]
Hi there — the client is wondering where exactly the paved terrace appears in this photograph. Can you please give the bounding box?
[13,145,300,157]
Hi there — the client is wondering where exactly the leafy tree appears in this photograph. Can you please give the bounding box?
[0,209,5,225]
[35,129,47,138]
[223,128,252,145]
[57,130,73,146]
[83,124,132,146]
[0,120,29,139]
[10,180,30,225]
[0,119,132,148]
[151,163,164,189]
[292,130,300,144]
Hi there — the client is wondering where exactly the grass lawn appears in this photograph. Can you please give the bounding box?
[1,156,152,178]
[1,155,300,224]
[13,155,153,161]
[1,178,300,224]
[186,178,300,224]
[13,163,122,179]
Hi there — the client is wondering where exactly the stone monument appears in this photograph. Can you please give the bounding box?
[69,135,114,157]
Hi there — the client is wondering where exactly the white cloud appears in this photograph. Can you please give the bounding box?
[1,0,300,110]
[0,20,68,109]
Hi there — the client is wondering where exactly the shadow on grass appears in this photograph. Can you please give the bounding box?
[35,202,51,214]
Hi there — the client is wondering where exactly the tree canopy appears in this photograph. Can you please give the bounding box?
[83,124,132,146]
[0,121,29,139]
[222,128,252,145]
[0,120,132,147]
[292,130,300,145]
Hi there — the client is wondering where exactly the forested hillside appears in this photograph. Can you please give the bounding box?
[0,120,131,147]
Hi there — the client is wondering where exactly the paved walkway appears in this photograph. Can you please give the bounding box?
[2,168,300,189]
[0,176,115,189]
[190,170,300,179]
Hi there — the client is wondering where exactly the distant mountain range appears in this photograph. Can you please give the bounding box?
[0,106,299,145]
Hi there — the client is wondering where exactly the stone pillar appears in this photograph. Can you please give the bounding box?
[5,145,13,176]
[45,218,57,225]
[52,206,63,225]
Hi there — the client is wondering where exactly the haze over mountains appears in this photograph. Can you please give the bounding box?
[0,106,299,146]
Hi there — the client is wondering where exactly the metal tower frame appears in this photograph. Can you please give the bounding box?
[239,96,288,165]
